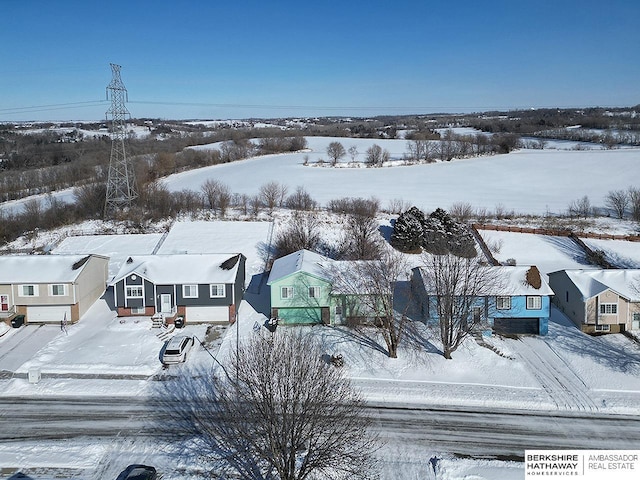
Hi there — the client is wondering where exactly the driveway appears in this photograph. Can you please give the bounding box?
[0,325,61,374]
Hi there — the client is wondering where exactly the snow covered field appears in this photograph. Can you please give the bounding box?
[3,136,640,218]
[167,137,640,215]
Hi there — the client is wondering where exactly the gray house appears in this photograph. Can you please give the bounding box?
[110,253,245,325]
[0,254,109,324]
[548,269,640,334]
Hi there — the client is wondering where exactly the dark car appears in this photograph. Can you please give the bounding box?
[115,464,157,480]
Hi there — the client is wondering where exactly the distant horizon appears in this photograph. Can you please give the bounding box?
[3,102,640,125]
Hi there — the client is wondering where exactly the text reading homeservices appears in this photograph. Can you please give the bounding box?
[525,450,640,479]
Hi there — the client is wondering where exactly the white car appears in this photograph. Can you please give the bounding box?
[162,335,194,364]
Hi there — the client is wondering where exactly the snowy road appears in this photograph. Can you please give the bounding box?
[2,396,639,457]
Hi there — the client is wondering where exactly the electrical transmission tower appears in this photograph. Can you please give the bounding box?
[104,63,137,215]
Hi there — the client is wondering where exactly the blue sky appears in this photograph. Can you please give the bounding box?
[1,0,638,121]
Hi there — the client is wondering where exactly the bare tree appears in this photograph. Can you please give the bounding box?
[348,145,359,163]
[157,331,377,480]
[260,181,283,213]
[365,144,390,167]
[201,179,232,216]
[567,195,592,218]
[331,249,411,358]
[605,189,629,219]
[406,139,434,163]
[326,141,346,166]
[286,185,317,211]
[338,212,383,261]
[628,187,640,222]
[416,254,503,359]
[274,211,322,258]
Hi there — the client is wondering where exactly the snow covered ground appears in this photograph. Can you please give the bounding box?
[4,136,639,218]
[582,237,640,268]
[478,229,591,277]
[1,218,640,478]
[167,137,640,215]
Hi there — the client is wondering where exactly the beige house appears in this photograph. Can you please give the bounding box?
[0,254,109,325]
[548,269,640,334]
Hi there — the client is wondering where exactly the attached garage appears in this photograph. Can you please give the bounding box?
[275,307,323,325]
[186,306,229,323]
[27,305,72,324]
[494,317,540,335]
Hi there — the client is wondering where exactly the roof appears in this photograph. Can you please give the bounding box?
[110,254,243,286]
[267,249,384,295]
[414,265,554,296]
[0,254,107,284]
[557,269,640,301]
[267,249,331,285]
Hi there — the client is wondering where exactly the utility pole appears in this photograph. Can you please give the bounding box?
[104,63,137,216]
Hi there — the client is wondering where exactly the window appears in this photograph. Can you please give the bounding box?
[0,294,8,312]
[308,286,321,298]
[281,286,294,299]
[472,306,482,322]
[183,285,199,298]
[633,312,640,322]
[496,296,511,310]
[19,285,39,297]
[50,284,66,296]
[526,296,542,310]
[599,303,618,315]
[210,284,225,298]
[131,306,146,314]
[595,324,611,332]
[126,286,143,298]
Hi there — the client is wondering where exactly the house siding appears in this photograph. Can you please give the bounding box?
[269,272,331,325]
[548,271,585,329]
[74,255,109,321]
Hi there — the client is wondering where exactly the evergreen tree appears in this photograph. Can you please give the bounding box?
[390,206,425,253]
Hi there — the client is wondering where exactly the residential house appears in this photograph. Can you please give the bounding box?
[267,249,388,326]
[0,254,109,324]
[110,253,245,324]
[411,265,554,335]
[548,269,640,334]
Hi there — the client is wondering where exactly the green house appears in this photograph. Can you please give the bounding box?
[267,249,388,326]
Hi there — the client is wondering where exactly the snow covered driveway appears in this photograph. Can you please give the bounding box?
[0,325,60,374]
[513,337,599,412]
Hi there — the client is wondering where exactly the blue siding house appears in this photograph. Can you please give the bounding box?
[111,253,245,325]
[411,265,554,335]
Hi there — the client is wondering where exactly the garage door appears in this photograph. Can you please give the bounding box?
[276,308,323,325]
[27,305,72,323]
[186,306,229,323]
[494,318,540,335]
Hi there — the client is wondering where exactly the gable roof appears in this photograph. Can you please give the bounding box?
[110,254,243,286]
[267,249,331,285]
[0,254,107,284]
[413,265,554,296]
[558,269,640,301]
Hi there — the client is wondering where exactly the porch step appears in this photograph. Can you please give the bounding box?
[156,323,175,341]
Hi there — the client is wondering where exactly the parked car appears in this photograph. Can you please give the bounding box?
[116,464,157,480]
[162,335,194,364]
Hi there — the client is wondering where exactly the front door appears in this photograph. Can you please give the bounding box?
[160,294,172,314]
[0,295,8,312]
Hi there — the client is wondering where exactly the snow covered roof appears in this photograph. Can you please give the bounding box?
[414,265,554,296]
[267,249,331,284]
[0,254,107,284]
[110,254,243,285]
[560,269,640,301]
